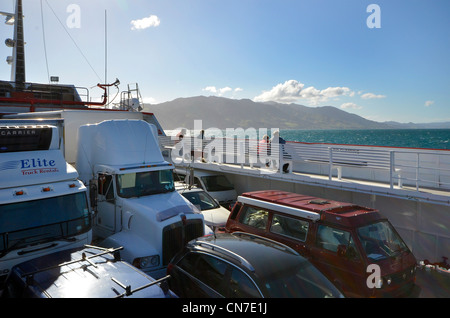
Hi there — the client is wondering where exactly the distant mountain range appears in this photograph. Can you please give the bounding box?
[144,96,450,130]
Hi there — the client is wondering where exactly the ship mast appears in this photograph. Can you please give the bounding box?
[0,0,25,91]
[1,0,25,88]
[11,0,25,88]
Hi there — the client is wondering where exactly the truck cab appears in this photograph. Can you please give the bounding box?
[225,190,417,297]
[0,123,92,288]
[76,120,205,278]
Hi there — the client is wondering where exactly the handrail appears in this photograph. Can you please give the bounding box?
[0,79,120,107]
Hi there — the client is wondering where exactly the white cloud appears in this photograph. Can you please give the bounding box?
[203,86,242,96]
[253,80,353,105]
[424,100,434,107]
[253,80,304,103]
[340,102,362,110]
[203,86,217,93]
[361,92,386,99]
[219,87,232,95]
[131,15,160,30]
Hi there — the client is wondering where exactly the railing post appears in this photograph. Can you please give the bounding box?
[390,151,394,189]
[328,147,332,180]
[416,153,420,191]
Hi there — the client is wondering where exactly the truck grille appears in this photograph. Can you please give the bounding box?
[162,219,204,265]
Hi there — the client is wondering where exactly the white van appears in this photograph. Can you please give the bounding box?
[173,169,237,209]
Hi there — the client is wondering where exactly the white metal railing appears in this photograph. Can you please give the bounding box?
[159,136,450,192]
[392,150,450,191]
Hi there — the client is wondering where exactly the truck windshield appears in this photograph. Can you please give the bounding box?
[0,192,90,255]
[200,175,234,192]
[116,169,175,198]
[357,221,409,261]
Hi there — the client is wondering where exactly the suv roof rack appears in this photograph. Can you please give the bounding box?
[232,232,299,256]
[238,195,321,222]
[193,240,255,272]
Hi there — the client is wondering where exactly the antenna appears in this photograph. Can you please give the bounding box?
[104,9,108,104]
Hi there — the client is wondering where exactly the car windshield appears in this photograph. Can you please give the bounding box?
[181,191,220,211]
[263,262,343,298]
[357,220,409,261]
[201,175,234,192]
[0,192,90,254]
[116,169,174,198]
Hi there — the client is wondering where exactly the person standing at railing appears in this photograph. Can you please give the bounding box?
[175,128,186,144]
[270,130,290,173]
[194,129,206,162]
[258,134,270,167]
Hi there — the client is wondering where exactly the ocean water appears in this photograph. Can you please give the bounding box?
[167,129,450,150]
[280,129,450,150]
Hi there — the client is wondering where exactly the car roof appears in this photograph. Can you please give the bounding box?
[190,232,308,278]
[240,190,383,227]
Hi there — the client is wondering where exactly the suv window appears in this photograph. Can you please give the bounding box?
[270,213,309,241]
[228,267,261,298]
[239,206,269,230]
[179,253,228,296]
[316,225,360,261]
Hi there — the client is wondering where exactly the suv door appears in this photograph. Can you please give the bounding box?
[171,252,229,297]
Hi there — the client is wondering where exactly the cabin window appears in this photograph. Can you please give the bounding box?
[270,214,309,242]
[239,206,269,230]
[316,225,360,261]
[98,174,114,201]
[200,175,234,192]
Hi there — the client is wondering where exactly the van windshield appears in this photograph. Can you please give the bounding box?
[357,221,408,261]
[116,169,174,198]
[200,175,234,192]
[0,192,90,255]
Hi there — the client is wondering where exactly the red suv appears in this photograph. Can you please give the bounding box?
[225,190,417,297]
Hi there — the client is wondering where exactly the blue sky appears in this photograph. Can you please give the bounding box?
[0,0,449,123]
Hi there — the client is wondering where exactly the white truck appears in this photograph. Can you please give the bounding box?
[75,119,206,278]
[0,120,92,288]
